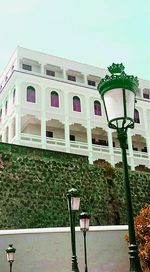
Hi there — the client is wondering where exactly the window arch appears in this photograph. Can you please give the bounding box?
[134,109,140,123]
[27,86,36,103]
[51,91,59,107]
[73,96,81,112]
[94,100,102,116]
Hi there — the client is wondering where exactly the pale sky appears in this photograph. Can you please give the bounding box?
[0,0,149,80]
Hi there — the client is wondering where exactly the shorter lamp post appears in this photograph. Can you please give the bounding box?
[80,212,90,272]
[6,244,16,272]
[67,188,80,272]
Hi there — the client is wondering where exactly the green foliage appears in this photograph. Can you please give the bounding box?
[0,143,149,229]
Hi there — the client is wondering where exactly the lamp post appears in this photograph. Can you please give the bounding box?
[80,212,90,272]
[98,63,142,272]
[6,244,16,272]
[67,188,80,272]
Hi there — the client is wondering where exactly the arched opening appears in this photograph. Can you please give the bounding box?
[21,115,41,135]
[46,119,64,139]
[115,162,131,170]
[112,132,124,148]
[115,162,123,169]
[135,165,150,173]
[132,134,147,152]
[69,123,87,142]
[92,127,108,146]
[94,159,106,165]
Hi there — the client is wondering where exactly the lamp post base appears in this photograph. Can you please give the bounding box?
[129,244,142,272]
[72,255,80,272]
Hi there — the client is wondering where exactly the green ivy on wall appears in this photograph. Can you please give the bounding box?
[0,143,149,229]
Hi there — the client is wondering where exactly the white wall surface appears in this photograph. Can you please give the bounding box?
[0,226,130,272]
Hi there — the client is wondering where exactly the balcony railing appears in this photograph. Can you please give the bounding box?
[133,150,148,158]
[70,141,88,149]
[21,133,41,142]
[92,144,109,153]
[10,133,149,160]
[46,137,65,146]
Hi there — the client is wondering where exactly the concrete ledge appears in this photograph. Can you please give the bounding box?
[0,225,128,235]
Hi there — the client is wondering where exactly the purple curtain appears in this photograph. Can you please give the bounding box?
[51,94,59,107]
[73,98,81,112]
[94,102,101,115]
[134,110,140,123]
[134,111,138,119]
[27,89,35,103]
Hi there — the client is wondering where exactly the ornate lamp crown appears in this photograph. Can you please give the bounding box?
[108,63,125,75]
[98,63,139,96]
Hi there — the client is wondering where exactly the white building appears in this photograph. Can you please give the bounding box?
[0,46,150,171]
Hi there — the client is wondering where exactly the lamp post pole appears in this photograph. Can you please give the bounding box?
[117,127,142,271]
[98,63,142,272]
[83,230,88,272]
[67,188,80,272]
[80,212,90,272]
[10,262,12,272]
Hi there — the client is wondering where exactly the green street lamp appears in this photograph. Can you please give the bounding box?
[67,188,80,272]
[98,63,142,272]
[6,244,16,272]
[80,212,90,272]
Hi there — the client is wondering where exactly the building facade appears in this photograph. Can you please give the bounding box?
[0,46,150,171]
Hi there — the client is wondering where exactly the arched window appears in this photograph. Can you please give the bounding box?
[27,86,36,103]
[51,91,59,107]
[94,100,102,116]
[13,89,16,104]
[73,96,81,112]
[134,109,140,123]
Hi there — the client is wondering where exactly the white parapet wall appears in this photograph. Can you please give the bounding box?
[0,225,129,272]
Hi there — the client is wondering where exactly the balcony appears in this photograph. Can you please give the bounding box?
[10,133,149,165]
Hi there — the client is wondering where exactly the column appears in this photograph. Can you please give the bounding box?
[15,112,21,143]
[41,63,45,75]
[64,94,70,152]
[8,121,13,143]
[2,128,6,142]
[82,74,86,85]
[107,129,115,166]
[85,97,93,164]
[15,79,21,106]
[63,69,68,81]
[127,130,135,171]
[41,87,46,149]
[143,110,150,162]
